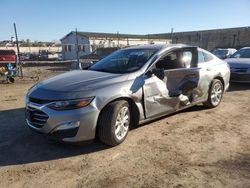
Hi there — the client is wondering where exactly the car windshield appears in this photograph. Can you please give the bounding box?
[231,48,250,58]
[213,49,228,56]
[89,48,158,73]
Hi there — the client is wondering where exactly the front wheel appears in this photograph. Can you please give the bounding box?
[203,79,224,108]
[97,100,130,146]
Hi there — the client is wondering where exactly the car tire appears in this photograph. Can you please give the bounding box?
[203,79,224,108]
[97,100,130,146]
[7,77,15,83]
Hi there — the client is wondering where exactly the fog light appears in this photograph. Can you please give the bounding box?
[56,121,80,130]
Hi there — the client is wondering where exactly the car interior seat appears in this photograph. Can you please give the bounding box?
[156,55,178,70]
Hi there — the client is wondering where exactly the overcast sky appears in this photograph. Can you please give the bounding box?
[0,0,250,41]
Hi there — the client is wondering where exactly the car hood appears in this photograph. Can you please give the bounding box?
[225,58,250,68]
[28,70,128,100]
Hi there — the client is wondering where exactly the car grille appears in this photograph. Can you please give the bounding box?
[25,106,49,128]
[29,97,53,104]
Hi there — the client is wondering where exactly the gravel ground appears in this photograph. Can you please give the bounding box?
[0,67,249,188]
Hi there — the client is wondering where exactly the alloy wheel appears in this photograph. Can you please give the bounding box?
[211,82,223,106]
[114,106,130,140]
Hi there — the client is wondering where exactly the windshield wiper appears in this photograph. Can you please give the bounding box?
[90,68,124,74]
[90,68,110,73]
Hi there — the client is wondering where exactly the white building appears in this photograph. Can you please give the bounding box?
[60,31,171,60]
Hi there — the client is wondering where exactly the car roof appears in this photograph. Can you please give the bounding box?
[240,47,250,50]
[125,44,196,50]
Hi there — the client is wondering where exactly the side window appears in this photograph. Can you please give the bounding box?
[68,45,72,52]
[198,50,205,63]
[198,50,213,63]
[203,51,213,61]
[182,51,192,68]
[64,45,68,52]
[155,50,193,70]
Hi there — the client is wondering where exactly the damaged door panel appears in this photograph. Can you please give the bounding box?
[143,75,179,118]
[143,69,200,119]
[143,47,202,119]
[165,68,200,103]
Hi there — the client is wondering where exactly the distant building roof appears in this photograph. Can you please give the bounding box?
[61,31,169,41]
[148,26,250,38]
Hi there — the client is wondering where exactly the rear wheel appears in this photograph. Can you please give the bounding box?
[97,100,130,146]
[203,79,223,108]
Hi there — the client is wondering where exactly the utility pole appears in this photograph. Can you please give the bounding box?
[117,32,119,47]
[200,32,203,47]
[14,23,22,77]
[170,28,174,43]
[233,34,236,47]
[75,28,81,69]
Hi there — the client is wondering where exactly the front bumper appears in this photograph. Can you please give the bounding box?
[25,99,100,142]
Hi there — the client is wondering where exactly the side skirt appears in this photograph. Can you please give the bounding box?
[138,100,205,125]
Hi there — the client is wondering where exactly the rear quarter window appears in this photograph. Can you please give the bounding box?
[198,50,214,63]
[203,51,214,61]
[198,51,205,63]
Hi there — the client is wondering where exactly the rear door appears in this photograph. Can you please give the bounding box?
[143,47,201,119]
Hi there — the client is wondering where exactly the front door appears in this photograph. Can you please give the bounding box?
[143,47,201,119]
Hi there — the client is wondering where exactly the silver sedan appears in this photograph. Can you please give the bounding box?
[25,44,230,146]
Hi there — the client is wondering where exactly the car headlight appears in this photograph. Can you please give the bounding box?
[48,97,94,111]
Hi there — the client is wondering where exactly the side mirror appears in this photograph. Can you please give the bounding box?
[145,70,153,77]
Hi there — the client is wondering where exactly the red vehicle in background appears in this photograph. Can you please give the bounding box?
[0,50,17,83]
[0,50,17,62]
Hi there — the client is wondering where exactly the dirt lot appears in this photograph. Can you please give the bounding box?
[0,66,250,188]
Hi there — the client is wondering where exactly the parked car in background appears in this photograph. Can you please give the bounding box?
[225,47,250,83]
[29,53,39,60]
[211,48,237,59]
[38,50,48,60]
[24,53,30,60]
[80,47,120,63]
[19,53,31,60]
[0,50,16,62]
[25,44,230,146]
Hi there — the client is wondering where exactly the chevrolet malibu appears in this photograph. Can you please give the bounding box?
[25,44,230,146]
